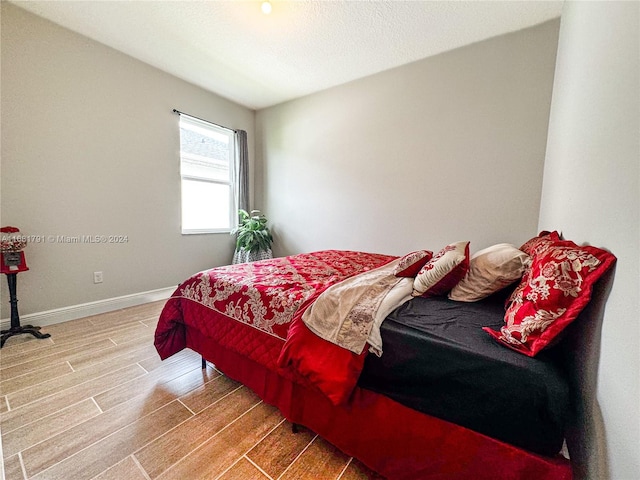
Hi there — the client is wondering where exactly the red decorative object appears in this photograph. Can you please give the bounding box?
[1,225,29,273]
[519,230,561,256]
[485,237,616,356]
[1,226,51,347]
[506,231,562,306]
[1,225,27,252]
[1,251,29,274]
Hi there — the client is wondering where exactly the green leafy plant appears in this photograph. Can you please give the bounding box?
[231,209,273,253]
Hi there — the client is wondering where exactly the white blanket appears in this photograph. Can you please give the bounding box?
[301,259,414,356]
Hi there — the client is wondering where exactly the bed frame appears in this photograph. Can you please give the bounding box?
[183,266,615,479]
[560,266,616,479]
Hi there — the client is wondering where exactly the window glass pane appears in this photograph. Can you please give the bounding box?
[179,120,231,182]
[178,114,237,233]
[181,179,230,231]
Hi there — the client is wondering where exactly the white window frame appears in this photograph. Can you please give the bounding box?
[179,115,237,235]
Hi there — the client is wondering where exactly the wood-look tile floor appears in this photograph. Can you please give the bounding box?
[0,301,384,480]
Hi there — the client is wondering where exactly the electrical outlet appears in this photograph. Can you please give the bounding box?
[93,271,103,284]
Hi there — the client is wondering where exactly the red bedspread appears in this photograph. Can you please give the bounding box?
[154,250,396,377]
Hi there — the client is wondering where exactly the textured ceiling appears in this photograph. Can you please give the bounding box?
[10,1,563,110]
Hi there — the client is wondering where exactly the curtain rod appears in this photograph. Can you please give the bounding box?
[172,109,237,133]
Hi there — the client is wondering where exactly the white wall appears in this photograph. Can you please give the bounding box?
[538,2,639,479]
[256,21,560,258]
[0,3,255,317]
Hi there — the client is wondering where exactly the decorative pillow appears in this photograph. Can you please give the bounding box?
[449,243,530,302]
[519,230,561,256]
[393,250,433,277]
[484,238,616,356]
[506,231,562,306]
[412,241,470,298]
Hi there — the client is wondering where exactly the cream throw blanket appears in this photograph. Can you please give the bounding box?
[301,259,414,356]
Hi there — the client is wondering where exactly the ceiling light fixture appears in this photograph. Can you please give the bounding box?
[261,1,272,14]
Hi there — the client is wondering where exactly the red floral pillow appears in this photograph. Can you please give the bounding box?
[412,241,470,298]
[506,231,562,306]
[519,230,561,256]
[484,238,616,356]
[393,250,433,277]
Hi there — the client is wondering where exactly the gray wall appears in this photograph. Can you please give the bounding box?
[256,20,560,258]
[539,2,639,479]
[1,3,255,317]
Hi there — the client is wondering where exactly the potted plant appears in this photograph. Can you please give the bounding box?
[231,209,274,264]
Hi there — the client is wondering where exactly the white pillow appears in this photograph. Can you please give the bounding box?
[412,241,470,297]
[448,243,529,302]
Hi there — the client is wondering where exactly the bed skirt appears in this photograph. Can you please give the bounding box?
[186,325,572,480]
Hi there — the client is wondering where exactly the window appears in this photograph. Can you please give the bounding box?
[179,115,236,234]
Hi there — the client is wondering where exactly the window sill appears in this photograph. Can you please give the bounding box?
[181,229,233,235]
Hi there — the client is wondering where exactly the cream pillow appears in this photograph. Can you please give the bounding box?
[412,241,470,297]
[448,243,529,302]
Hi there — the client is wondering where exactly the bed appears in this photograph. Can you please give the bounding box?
[154,234,616,480]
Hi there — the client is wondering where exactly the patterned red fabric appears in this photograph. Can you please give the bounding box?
[393,250,433,277]
[485,238,616,356]
[506,231,561,307]
[518,230,560,255]
[154,250,396,364]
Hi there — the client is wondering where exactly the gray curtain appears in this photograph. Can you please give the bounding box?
[235,130,249,213]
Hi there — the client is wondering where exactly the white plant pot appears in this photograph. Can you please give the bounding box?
[232,248,273,264]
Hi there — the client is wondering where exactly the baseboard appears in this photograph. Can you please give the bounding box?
[1,286,175,330]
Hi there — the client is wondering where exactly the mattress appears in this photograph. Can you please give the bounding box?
[359,292,570,456]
